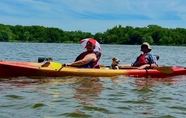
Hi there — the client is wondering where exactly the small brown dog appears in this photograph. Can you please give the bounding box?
[110,57,120,69]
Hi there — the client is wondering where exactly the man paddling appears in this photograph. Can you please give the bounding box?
[119,42,158,69]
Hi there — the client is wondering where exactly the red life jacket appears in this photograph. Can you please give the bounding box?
[136,54,148,66]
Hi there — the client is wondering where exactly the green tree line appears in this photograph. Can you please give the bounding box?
[0,23,186,45]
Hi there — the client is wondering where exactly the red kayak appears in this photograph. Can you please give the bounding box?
[0,60,186,78]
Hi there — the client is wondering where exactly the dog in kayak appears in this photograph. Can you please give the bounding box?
[110,57,120,69]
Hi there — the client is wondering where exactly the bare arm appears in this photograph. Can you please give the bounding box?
[138,63,157,69]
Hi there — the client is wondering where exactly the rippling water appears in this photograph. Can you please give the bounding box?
[0,42,186,118]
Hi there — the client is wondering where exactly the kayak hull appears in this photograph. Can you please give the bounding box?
[0,61,186,78]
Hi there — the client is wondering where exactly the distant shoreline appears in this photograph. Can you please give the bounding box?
[0,24,186,46]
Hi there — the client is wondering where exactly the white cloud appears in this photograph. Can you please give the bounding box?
[0,0,186,33]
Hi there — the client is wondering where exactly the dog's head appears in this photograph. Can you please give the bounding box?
[112,57,120,64]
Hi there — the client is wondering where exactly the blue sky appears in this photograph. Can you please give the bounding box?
[0,0,186,33]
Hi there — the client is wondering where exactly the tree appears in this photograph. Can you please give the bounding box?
[0,27,13,42]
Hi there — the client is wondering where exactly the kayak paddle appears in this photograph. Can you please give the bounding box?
[41,62,174,74]
[100,65,173,74]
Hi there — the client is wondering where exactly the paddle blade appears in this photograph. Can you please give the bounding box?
[153,66,173,74]
[50,62,63,70]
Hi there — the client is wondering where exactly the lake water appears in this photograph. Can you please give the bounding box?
[0,42,186,118]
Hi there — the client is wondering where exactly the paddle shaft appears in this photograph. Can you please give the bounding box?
[101,65,173,74]
[40,62,173,74]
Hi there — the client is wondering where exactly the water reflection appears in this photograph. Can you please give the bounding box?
[108,75,186,92]
[110,76,129,85]
[0,76,183,92]
[0,75,186,117]
[133,76,181,89]
[70,77,104,106]
[108,75,175,89]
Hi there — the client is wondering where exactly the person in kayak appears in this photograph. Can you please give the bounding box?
[119,42,158,69]
[66,41,101,68]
